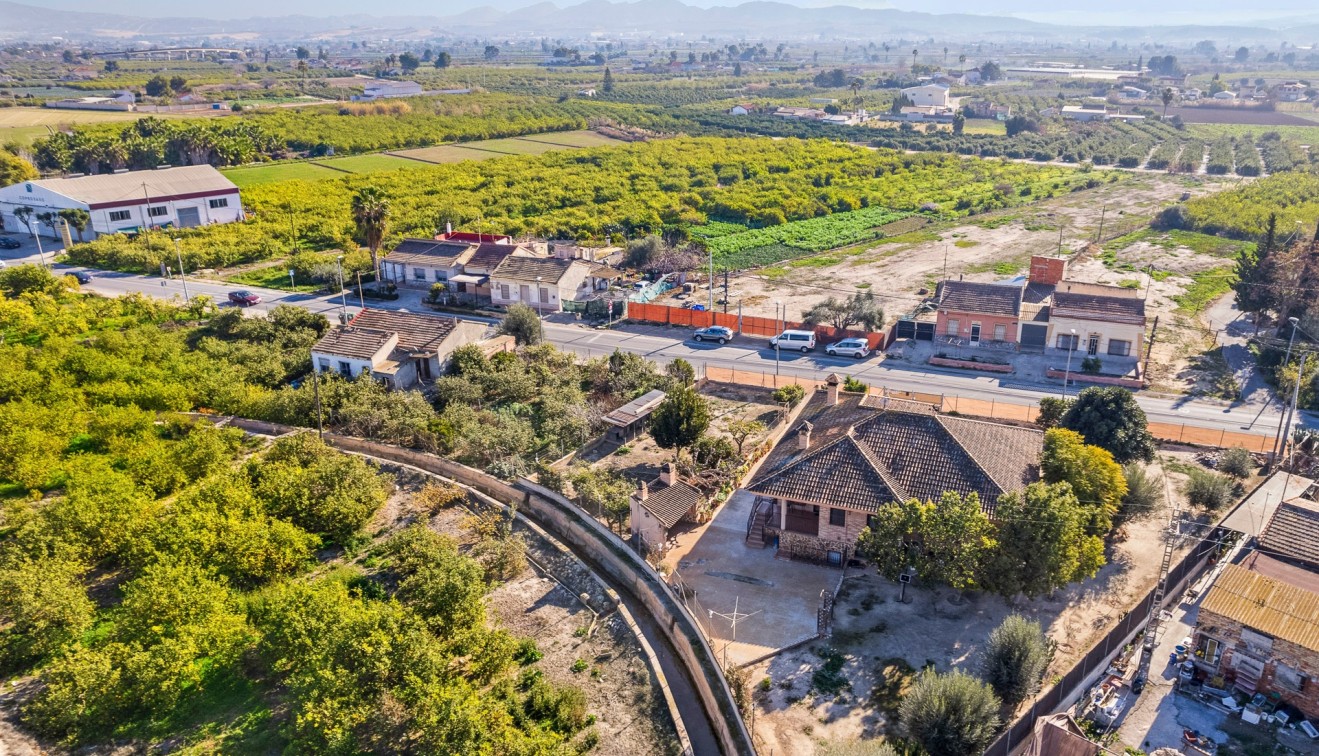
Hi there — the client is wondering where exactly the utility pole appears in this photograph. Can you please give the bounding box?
[356,270,365,309]
[1096,204,1107,243]
[1143,315,1160,379]
[311,363,325,440]
[708,249,714,312]
[942,243,949,282]
[335,255,349,324]
[173,237,190,304]
[1273,317,1302,460]
[723,268,729,314]
[1280,352,1310,464]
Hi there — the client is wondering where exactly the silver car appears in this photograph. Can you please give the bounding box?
[826,337,871,359]
[692,326,733,344]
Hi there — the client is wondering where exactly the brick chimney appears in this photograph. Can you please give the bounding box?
[636,480,648,501]
[796,421,814,450]
[826,373,841,405]
[1029,255,1067,286]
[660,462,676,487]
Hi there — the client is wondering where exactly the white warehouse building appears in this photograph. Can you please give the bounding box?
[0,165,242,240]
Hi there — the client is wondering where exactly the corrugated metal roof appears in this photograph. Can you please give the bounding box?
[602,389,667,427]
[1201,564,1319,653]
[30,165,237,206]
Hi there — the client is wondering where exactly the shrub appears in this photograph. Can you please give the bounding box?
[772,383,806,407]
[843,376,867,393]
[1118,463,1162,524]
[1184,467,1238,511]
[1035,397,1071,429]
[1217,447,1255,479]
[981,614,1054,707]
[1080,356,1102,375]
[900,669,1001,756]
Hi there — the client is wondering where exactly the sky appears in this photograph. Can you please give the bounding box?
[40,0,1319,25]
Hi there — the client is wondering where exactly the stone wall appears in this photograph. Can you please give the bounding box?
[1196,608,1319,720]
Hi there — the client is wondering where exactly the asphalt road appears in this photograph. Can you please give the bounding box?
[44,259,1306,439]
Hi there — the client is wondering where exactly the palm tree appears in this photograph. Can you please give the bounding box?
[911,49,919,72]
[959,53,967,67]
[943,47,949,64]
[1161,87,1175,118]
[297,59,308,89]
[848,77,865,107]
[351,186,390,290]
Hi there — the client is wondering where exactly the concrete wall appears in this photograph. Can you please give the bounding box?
[1195,609,1319,720]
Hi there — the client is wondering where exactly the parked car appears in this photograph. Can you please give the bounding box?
[228,290,262,306]
[72,271,93,284]
[692,325,733,344]
[770,329,816,353]
[826,337,871,359]
[0,237,21,250]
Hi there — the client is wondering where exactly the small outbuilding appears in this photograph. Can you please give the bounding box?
[602,388,668,443]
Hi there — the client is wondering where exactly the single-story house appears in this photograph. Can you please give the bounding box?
[0,165,242,240]
[772,106,827,120]
[630,463,705,556]
[1023,714,1098,756]
[1046,281,1146,360]
[383,238,474,289]
[745,375,1043,564]
[1118,85,1148,100]
[489,256,608,313]
[901,83,951,108]
[311,309,486,389]
[1213,91,1238,100]
[1061,105,1110,122]
[1276,82,1308,102]
[934,279,1024,346]
[727,103,758,115]
[357,79,422,100]
[601,388,667,443]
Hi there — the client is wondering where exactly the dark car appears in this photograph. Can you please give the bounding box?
[73,271,93,284]
[228,290,262,306]
[0,237,21,250]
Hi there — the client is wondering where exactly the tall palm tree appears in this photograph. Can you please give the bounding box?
[1161,87,1175,118]
[848,77,865,107]
[912,48,918,70]
[351,186,390,289]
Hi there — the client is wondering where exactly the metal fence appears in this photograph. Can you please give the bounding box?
[982,531,1221,756]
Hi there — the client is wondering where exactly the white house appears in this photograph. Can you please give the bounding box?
[1044,282,1146,362]
[311,309,486,389]
[489,256,607,313]
[44,91,135,112]
[900,83,950,108]
[1276,82,1308,102]
[727,103,757,115]
[358,80,422,100]
[1061,105,1110,122]
[0,165,242,240]
[1118,86,1148,100]
[1213,91,1238,101]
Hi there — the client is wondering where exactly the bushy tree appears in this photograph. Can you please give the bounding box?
[981,614,1054,707]
[1060,387,1156,463]
[383,526,487,635]
[802,290,885,331]
[772,383,806,407]
[499,303,542,345]
[900,669,1001,756]
[1040,428,1126,535]
[0,556,94,670]
[858,493,995,592]
[1218,447,1255,479]
[725,418,766,457]
[0,149,38,186]
[1118,463,1163,524]
[649,386,710,453]
[1035,397,1070,429]
[666,357,696,387]
[570,465,634,532]
[247,433,391,544]
[1184,467,1237,511]
[987,482,1106,598]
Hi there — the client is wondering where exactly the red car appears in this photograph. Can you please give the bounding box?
[228,290,262,306]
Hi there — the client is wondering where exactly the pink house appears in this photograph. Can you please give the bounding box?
[934,280,1024,346]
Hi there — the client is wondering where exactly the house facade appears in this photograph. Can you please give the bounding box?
[744,375,1043,565]
[934,279,1023,346]
[1046,282,1146,360]
[359,80,422,100]
[0,165,242,240]
[630,463,705,555]
[311,309,486,389]
[383,238,474,289]
[489,256,604,313]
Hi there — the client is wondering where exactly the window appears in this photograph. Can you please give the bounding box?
[108,210,132,222]
[1056,333,1079,350]
[1196,636,1222,666]
[434,270,446,282]
[147,206,168,217]
[1276,663,1307,693]
[208,198,229,209]
[1107,339,1132,357]
[993,324,1007,341]
[945,318,960,336]
[499,284,510,299]
[829,508,846,527]
[337,361,351,377]
[866,514,878,530]
[413,267,426,281]
[317,358,329,372]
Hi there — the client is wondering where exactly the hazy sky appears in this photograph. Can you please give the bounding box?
[40,0,1319,25]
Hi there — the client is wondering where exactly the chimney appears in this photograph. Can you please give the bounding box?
[796,421,814,450]
[637,480,648,501]
[826,373,841,406]
[660,463,676,487]
[445,221,453,235]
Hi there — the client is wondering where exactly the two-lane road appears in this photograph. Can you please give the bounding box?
[36,257,1309,439]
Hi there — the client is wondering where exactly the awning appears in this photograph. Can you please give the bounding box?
[449,274,487,285]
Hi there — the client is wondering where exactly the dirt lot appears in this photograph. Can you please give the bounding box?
[657,173,1245,397]
[741,449,1242,755]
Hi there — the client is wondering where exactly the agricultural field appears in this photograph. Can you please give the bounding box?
[70,137,1103,273]
[221,161,341,188]
[0,105,223,145]
[697,206,918,270]
[516,130,630,148]
[315,153,421,174]
[391,144,504,164]
[1187,123,1319,142]
[1183,172,1319,239]
[455,137,565,155]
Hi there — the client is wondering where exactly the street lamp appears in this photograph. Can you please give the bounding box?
[535,275,545,342]
[335,255,349,324]
[173,237,190,304]
[1061,328,1077,398]
[1273,316,1303,459]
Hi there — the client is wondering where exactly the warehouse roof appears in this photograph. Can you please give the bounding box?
[16,165,238,208]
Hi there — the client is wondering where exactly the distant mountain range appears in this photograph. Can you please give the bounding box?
[5,0,1317,44]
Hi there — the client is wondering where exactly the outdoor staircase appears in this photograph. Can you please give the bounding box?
[746,498,773,548]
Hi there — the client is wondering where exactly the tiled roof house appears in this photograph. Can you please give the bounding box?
[630,462,706,555]
[311,309,487,389]
[745,375,1042,564]
[935,280,1024,345]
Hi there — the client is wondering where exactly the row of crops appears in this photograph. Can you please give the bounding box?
[694,205,918,269]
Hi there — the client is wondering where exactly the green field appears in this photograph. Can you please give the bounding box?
[223,264,325,293]
[457,137,563,155]
[391,144,499,163]
[221,162,340,188]
[516,130,626,148]
[1187,123,1319,142]
[963,120,1008,136]
[315,154,420,174]
[0,106,225,145]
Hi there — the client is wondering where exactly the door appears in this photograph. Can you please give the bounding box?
[519,284,531,303]
[969,323,981,345]
[176,207,201,228]
[1087,335,1100,356]
[1020,323,1047,350]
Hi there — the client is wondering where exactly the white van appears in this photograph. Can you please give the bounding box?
[770,329,817,352]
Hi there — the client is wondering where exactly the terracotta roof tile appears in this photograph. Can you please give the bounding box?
[346,309,459,353]
[937,280,1023,316]
[1259,499,1319,568]
[313,328,395,360]
[643,480,703,528]
[1051,289,1146,324]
